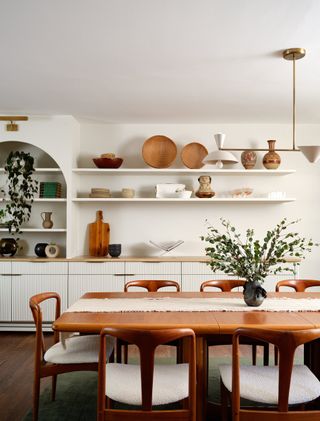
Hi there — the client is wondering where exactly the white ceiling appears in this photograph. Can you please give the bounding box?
[1,0,320,123]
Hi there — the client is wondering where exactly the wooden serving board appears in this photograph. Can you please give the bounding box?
[89,211,110,256]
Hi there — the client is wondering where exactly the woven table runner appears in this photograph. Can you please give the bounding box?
[66,297,320,313]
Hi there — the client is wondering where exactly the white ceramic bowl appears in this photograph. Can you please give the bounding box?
[177,190,192,199]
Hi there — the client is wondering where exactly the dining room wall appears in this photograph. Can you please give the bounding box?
[77,121,320,279]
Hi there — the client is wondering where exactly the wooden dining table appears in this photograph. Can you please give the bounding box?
[53,291,320,421]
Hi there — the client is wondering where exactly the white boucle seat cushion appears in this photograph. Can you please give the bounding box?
[105,363,189,406]
[44,335,114,364]
[219,364,320,405]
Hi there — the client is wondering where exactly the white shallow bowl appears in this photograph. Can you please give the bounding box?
[176,190,192,199]
[149,240,184,252]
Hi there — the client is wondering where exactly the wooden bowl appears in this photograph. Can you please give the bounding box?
[181,142,208,169]
[93,157,123,168]
[142,135,177,168]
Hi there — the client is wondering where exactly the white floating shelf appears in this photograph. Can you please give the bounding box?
[0,228,67,233]
[72,197,295,203]
[72,168,295,176]
[0,167,62,173]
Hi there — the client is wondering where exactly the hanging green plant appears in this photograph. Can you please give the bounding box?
[3,151,38,234]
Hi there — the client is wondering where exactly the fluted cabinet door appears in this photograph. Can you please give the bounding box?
[68,274,125,305]
[0,275,11,321]
[11,275,67,322]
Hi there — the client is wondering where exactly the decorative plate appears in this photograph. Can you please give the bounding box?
[181,142,208,169]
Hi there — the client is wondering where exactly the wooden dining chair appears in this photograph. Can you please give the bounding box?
[200,280,269,366]
[124,279,181,292]
[219,327,320,421]
[29,292,114,421]
[276,279,320,292]
[98,327,196,421]
[120,279,182,364]
[274,279,320,365]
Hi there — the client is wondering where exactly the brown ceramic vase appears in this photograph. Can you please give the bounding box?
[241,150,257,169]
[263,140,281,169]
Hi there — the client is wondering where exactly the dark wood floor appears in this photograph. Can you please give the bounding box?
[0,332,51,421]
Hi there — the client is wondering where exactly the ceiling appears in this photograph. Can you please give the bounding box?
[1,0,320,123]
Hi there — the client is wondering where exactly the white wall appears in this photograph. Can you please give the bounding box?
[77,121,320,278]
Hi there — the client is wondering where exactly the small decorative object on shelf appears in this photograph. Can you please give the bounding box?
[108,244,121,258]
[45,243,60,258]
[231,188,253,198]
[34,242,49,258]
[181,142,208,169]
[0,238,18,257]
[93,153,123,169]
[155,183,186,198]
[122,188,135,198]
[202,218,318,306]
[89,210,110,256]
[195,175,215,198]
[241,150,257,169]
[40,182,62,198]
[89,188,111,198]
[263,140,281,169]
[149,240,184,255]
[41,212,53,229]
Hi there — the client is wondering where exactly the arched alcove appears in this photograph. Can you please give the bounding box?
[0,141,67,257]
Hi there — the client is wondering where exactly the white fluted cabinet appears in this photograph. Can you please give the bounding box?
[0,262,11,321]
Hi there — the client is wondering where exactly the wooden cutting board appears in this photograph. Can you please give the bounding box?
[89,210,110,256]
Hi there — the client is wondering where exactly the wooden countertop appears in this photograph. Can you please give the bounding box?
[0,255,301,263]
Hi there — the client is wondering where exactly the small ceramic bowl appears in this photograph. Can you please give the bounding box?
[108,244,121,258]
[93,157,123,169]
[122,188,135,198]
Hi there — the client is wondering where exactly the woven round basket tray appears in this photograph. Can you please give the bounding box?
[142,135,177,168]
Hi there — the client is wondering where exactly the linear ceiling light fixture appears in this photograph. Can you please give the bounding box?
[218,48,320,163]
[0,116,28,131]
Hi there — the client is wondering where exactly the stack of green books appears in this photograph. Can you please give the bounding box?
[40,182,62,198]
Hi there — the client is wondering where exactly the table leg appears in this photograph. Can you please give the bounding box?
[196,336,207,421]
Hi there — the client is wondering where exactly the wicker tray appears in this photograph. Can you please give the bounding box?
[181,142,208,169]
[142,135,177,168]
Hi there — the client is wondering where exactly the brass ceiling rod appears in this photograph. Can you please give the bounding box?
[219,48,306,153]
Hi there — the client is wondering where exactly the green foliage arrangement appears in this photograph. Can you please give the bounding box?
[3,151,38,234]
[202,218,317,283]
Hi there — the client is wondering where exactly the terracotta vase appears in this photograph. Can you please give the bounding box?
[195,175,215,198]
[241,150,257,169]
[263,140,281,169]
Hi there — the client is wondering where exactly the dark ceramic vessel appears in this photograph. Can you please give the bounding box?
[108,244,121,258]
[0,238,18,257]
[34,243,49,258]
[243,281,267,306]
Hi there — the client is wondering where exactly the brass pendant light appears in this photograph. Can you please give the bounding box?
[219,48,320,162]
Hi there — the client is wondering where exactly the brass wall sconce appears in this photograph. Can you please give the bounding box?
[218,48,320,163]
[0,116,28,131]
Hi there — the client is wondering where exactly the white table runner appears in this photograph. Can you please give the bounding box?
[66,297,320,313]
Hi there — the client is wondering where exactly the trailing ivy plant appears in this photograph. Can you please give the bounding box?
[3,151,38,234]
[201,218,318,283]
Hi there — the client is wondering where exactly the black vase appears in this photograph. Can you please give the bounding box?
[0,238,18,257]
[34,243,49,258]
[243,281,267,307]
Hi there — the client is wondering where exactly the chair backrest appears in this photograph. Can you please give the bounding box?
[275,279,320,292]
[98,327,196,419]
[231,327,320,420]
[124,279,180,292]
[200,279,246,292]
[29,292,60,361]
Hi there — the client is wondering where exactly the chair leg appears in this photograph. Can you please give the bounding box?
[123,344,128,364]
[252,344,257,365]
[52,374,57,401]
[275,346,279,365]
[220,378,229,421]
[176,341,183,364]
[263,343,269,366]
[33,374,41,421]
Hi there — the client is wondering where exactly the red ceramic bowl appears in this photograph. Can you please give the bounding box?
[93,157,123,169]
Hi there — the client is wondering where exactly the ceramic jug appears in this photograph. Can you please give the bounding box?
[41,212,53,229]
